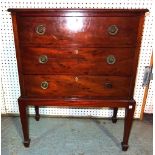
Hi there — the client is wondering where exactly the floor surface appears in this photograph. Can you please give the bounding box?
[1,115,153,155]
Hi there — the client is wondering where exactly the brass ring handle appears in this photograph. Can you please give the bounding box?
[41,81,48,89]
[36,25,46,35]
[106,55,116,64]
[104,82,112,89]
[108,25,118,35]
[39,55,48,64]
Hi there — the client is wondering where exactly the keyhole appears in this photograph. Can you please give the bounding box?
[75,77,78,82]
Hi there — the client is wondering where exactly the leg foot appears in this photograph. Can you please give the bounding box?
[112,107,118,123]
[112,116,117,123]
[23,139,31,147]
[35,106,40,121]
[35,115,40,121]
[121,142,128,151]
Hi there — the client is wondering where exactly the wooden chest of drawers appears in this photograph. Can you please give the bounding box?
[8,9,148,151]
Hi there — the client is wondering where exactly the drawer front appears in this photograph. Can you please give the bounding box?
[23,75,131,98]
[21,47,134,76]
[17,16,139,47]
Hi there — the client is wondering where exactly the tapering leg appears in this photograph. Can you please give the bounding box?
[35,106,40,121]
[112,107,118,123]
[121,102,135,151]
[18,100,30,147]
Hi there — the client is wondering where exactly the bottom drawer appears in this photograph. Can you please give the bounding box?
[23,75,131,98]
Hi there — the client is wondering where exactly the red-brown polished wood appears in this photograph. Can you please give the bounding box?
[21,47,134,76]
[23,75,131,98]
[17,16,139,47]
[8,8,148,151]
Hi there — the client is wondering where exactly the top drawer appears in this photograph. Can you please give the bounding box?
[17,16,139,47]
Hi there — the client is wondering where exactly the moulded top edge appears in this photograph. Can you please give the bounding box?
[7,8,149,13]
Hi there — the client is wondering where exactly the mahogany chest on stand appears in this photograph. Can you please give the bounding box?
[8,9,148,151]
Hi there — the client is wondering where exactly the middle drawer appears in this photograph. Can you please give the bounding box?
[21,47,135,76]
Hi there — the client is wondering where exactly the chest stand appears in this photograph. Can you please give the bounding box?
[18,98,135,151]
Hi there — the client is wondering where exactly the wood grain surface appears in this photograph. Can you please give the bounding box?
[23,75,131,98]
[17,16,139,47]
[21,47,135,76]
